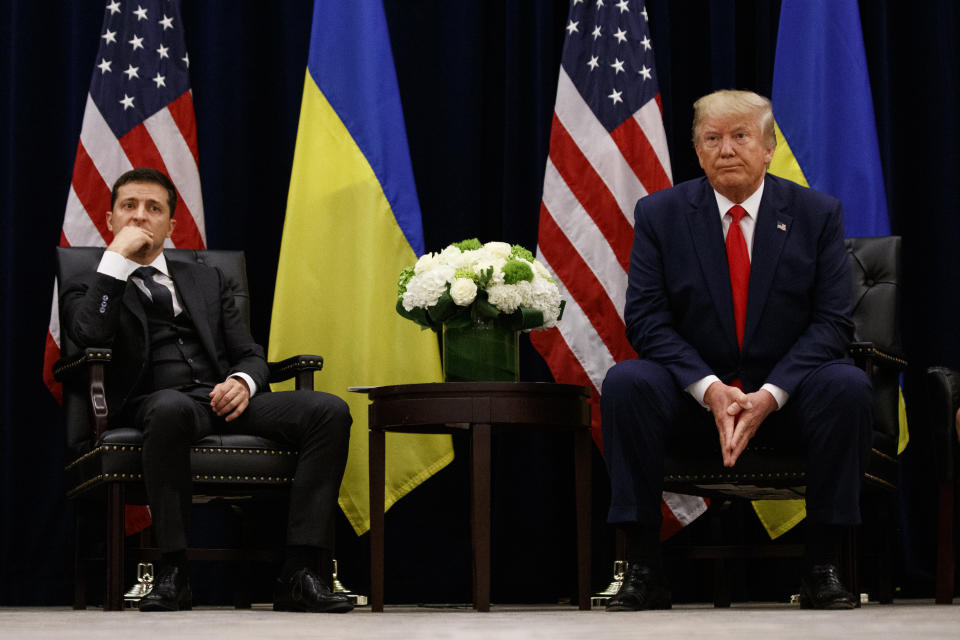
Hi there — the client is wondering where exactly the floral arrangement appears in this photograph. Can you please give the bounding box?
[396,238,564,332]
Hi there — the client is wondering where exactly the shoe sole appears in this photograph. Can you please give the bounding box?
[798,596,856,610]
[139,600,192,612]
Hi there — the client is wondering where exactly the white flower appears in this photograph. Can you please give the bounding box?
[413,252,438,275]
[531,258,553,281]
[484,241,512,259]
[486,283,524,313]
[449,278,478,306]
[402,264,455,311]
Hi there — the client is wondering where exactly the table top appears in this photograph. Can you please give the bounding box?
[360,382,591,432]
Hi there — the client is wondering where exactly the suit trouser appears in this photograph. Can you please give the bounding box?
[601,359,873,527]
[128,387,352,553]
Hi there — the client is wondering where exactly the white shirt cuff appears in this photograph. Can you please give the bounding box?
[97,250,139,281]
[686,375,720,408]
[761,383,788,409]
[230,372,257,398]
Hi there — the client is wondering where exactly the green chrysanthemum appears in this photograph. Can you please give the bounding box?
[397,266,415,300]
[502,258,534,285]
[510,245,534,262]
[453,238,482,251]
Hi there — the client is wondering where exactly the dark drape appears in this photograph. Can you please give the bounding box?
[2,0,958,604]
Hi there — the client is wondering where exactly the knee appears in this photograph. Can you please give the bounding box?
[137,390,197,438]
[602,359,672,400]
[816,364,873,413]
[304,392,352,442]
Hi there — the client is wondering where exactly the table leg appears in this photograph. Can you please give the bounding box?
[574,427,592,610]
[369,428,385,612]
[471,423,492,612]
[104,483,124,611]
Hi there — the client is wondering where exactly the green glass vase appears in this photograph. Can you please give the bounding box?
[442,321,519,382]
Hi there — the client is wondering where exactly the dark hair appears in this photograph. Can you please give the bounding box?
[110,168,177,217]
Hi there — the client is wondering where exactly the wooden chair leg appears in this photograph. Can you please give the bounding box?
[369,428,386,612]
[104,484,125,611]
[72,506,86,610]
[936,480,955,604]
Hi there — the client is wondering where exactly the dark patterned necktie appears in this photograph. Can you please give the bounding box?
[134,266,175,316]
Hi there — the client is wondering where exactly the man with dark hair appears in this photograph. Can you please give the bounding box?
[602,90,871,611]
[61,168,354,613]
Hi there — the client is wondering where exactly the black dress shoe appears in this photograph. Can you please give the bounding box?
[799,564,857,609]
[139,564,192,612]
[606,564,671,611]
[274,567,353,613]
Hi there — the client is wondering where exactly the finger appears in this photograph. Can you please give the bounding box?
[224,398,248,422]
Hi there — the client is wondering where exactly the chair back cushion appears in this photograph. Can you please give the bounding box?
[56,247,250,452]
[845,236,902,461]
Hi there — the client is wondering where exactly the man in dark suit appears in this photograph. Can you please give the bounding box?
[61,168,354,613]
[602,90,871,611]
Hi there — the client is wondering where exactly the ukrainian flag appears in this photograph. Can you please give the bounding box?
[270,0,453,534]
[758,0,904,539]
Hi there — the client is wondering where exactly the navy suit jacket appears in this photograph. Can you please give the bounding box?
[61,256,270,417]
[624,174,854,395]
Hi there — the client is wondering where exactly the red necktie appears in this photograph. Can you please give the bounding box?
[726,205,750,351]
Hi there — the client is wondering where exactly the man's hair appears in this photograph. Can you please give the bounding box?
[691,90,776,149]
[110,168,177,217]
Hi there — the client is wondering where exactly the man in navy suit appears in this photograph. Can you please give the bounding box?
[61,168,354,613]
[602,90,871,611]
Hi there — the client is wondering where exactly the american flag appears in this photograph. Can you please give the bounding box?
[43,0,205,403]
[531,0,706,537]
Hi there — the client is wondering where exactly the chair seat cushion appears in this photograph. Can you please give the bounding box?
[65,428,299,498]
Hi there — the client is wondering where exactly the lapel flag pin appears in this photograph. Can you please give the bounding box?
[777,222,787,231]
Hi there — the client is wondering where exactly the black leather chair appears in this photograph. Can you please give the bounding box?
[661,236,905,605]
[54,247,324,610]
[925,365,960,603]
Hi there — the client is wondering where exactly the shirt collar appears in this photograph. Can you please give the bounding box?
[713,179,765,220]
[124,252,170,278]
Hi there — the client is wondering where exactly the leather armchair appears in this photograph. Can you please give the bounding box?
[662,236,905,605]
[54,247,323,610]
[925,365,960,603]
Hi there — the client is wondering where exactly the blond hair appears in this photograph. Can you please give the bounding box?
[692,90,776,149]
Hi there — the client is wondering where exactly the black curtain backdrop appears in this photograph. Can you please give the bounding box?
[2,0,958,605]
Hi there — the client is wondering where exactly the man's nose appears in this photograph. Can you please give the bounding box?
[719,136,736,155]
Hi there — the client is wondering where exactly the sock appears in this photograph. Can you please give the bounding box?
[622,523,663,573]
[805,522,843,569]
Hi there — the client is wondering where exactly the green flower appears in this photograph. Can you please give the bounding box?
[510,244,534,262]
[502,258,534,284]
[454,267,478,282]
[397,266,415,300]
[453,238,482,251]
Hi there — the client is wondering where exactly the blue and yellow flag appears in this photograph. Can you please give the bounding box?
[270,0,453,534]
[758,0,903,539]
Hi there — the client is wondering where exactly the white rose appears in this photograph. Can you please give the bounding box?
[449,278,478,306]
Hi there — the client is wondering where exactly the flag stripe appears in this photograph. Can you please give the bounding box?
[538,205,635,362]
[166,91,201,167]
[553,68,648,219]
[547,116,634,270]
[78,94,134,189]
[63,188,108,247]
[541,159,629,315]
[69,144,113,241]
[609,114,672,195]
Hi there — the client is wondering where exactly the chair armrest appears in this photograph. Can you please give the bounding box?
[849,341,907,374]
[927,366,960,480]
[53,348,112,441]
[268,355,324,391]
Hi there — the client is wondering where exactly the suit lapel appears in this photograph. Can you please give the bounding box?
[168,260,220,367]
[686,179,739,352]
[743,177,792,348]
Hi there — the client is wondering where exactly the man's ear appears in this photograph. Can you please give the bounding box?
[166,217,176,239]
[105,210,114,233]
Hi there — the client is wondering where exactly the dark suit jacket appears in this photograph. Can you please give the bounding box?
[624,174,854,395]
[60,256,270,417]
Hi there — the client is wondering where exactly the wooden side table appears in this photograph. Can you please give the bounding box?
[362,382,592,611]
